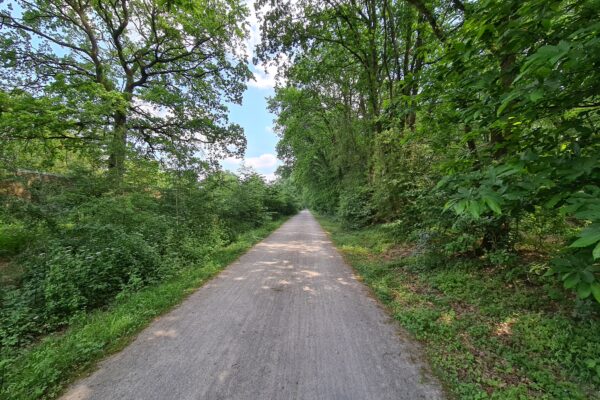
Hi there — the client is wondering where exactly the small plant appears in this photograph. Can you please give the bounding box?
[485,249,517,267]
[0,223,34,257]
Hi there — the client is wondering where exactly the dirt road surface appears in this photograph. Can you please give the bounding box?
[62,210,443,400]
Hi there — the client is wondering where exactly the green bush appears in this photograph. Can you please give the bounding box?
[0,169,299,353]
[337,186,375,229]
[263,183,299,217]
[0,223,34,257]
[0,224,161,347]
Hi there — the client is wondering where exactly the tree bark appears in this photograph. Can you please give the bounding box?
[108,110,128,181]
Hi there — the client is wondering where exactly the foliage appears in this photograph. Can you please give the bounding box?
[0,0,251,178]
[259,0,600,302]
[0,168,298,353]
[0,218,287,400]
[319,215,600,399]
[0,224,33,257]
[337,186,375,229]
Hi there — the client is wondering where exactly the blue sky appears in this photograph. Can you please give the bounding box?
[220,2,282,181]
[222,83,280,181]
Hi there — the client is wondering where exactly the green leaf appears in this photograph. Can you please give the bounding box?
[563,273,580,289]
[582,270,596,283]
[497,92,520,116]
[436,176,450,190]
[453,200,468,215]
[569,231,600,248]
[593,242,600,260]
[529,89,544,102]
[544,193,563,209]
[483,196,502,215]
[468,200,481,219]
[442,200,455,212]
[577,282,591,299]
[591,283,600,303]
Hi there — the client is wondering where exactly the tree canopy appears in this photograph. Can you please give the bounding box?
[1,0,251,177]
[259,0,600,302]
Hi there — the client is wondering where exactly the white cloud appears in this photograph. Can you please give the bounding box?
[221,156,243,167]
[246,153,278,169]
[249,63,278,89]
[221,153,278,169]
[263,172,277,182]
[220,153,280,180]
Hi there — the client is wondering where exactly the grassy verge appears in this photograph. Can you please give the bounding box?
[0,217,288,400]
[316,215,600,400]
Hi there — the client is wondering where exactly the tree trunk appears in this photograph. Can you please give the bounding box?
[405,17,424,131]
[481,216,511,251]
[108,110,127,181]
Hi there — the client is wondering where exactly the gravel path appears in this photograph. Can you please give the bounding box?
[62,210,443,400]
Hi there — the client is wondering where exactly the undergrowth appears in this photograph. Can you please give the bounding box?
[317,215,600,400]
[0,218,287,400]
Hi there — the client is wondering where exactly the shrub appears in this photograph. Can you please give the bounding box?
[0,223,162,348]
[338,186,375,229]
[0,169,298,352]
[0,223,35,257]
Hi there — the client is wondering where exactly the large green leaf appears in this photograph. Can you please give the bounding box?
[577,282,591,299]
[594,242,600,260]
[569,228,600,248]
[563,273,580,289]
[483,195,502,215]
[591,283,600,303]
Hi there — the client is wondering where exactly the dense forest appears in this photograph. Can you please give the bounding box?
[0,0,599,398]
[256,0,600,397]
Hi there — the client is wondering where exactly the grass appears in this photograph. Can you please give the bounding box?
[316,215,600,400]
[0,217,288,400]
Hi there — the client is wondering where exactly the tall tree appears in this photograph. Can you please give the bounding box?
[265,0,600,301]
[0,0,251,179]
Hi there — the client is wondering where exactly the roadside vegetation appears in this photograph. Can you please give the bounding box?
[1,216,289,399]
[1,0,599,399]
[258,0,600,397]
[0,169,297,353]
[319,216,599,399]
[0,1,298,398]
